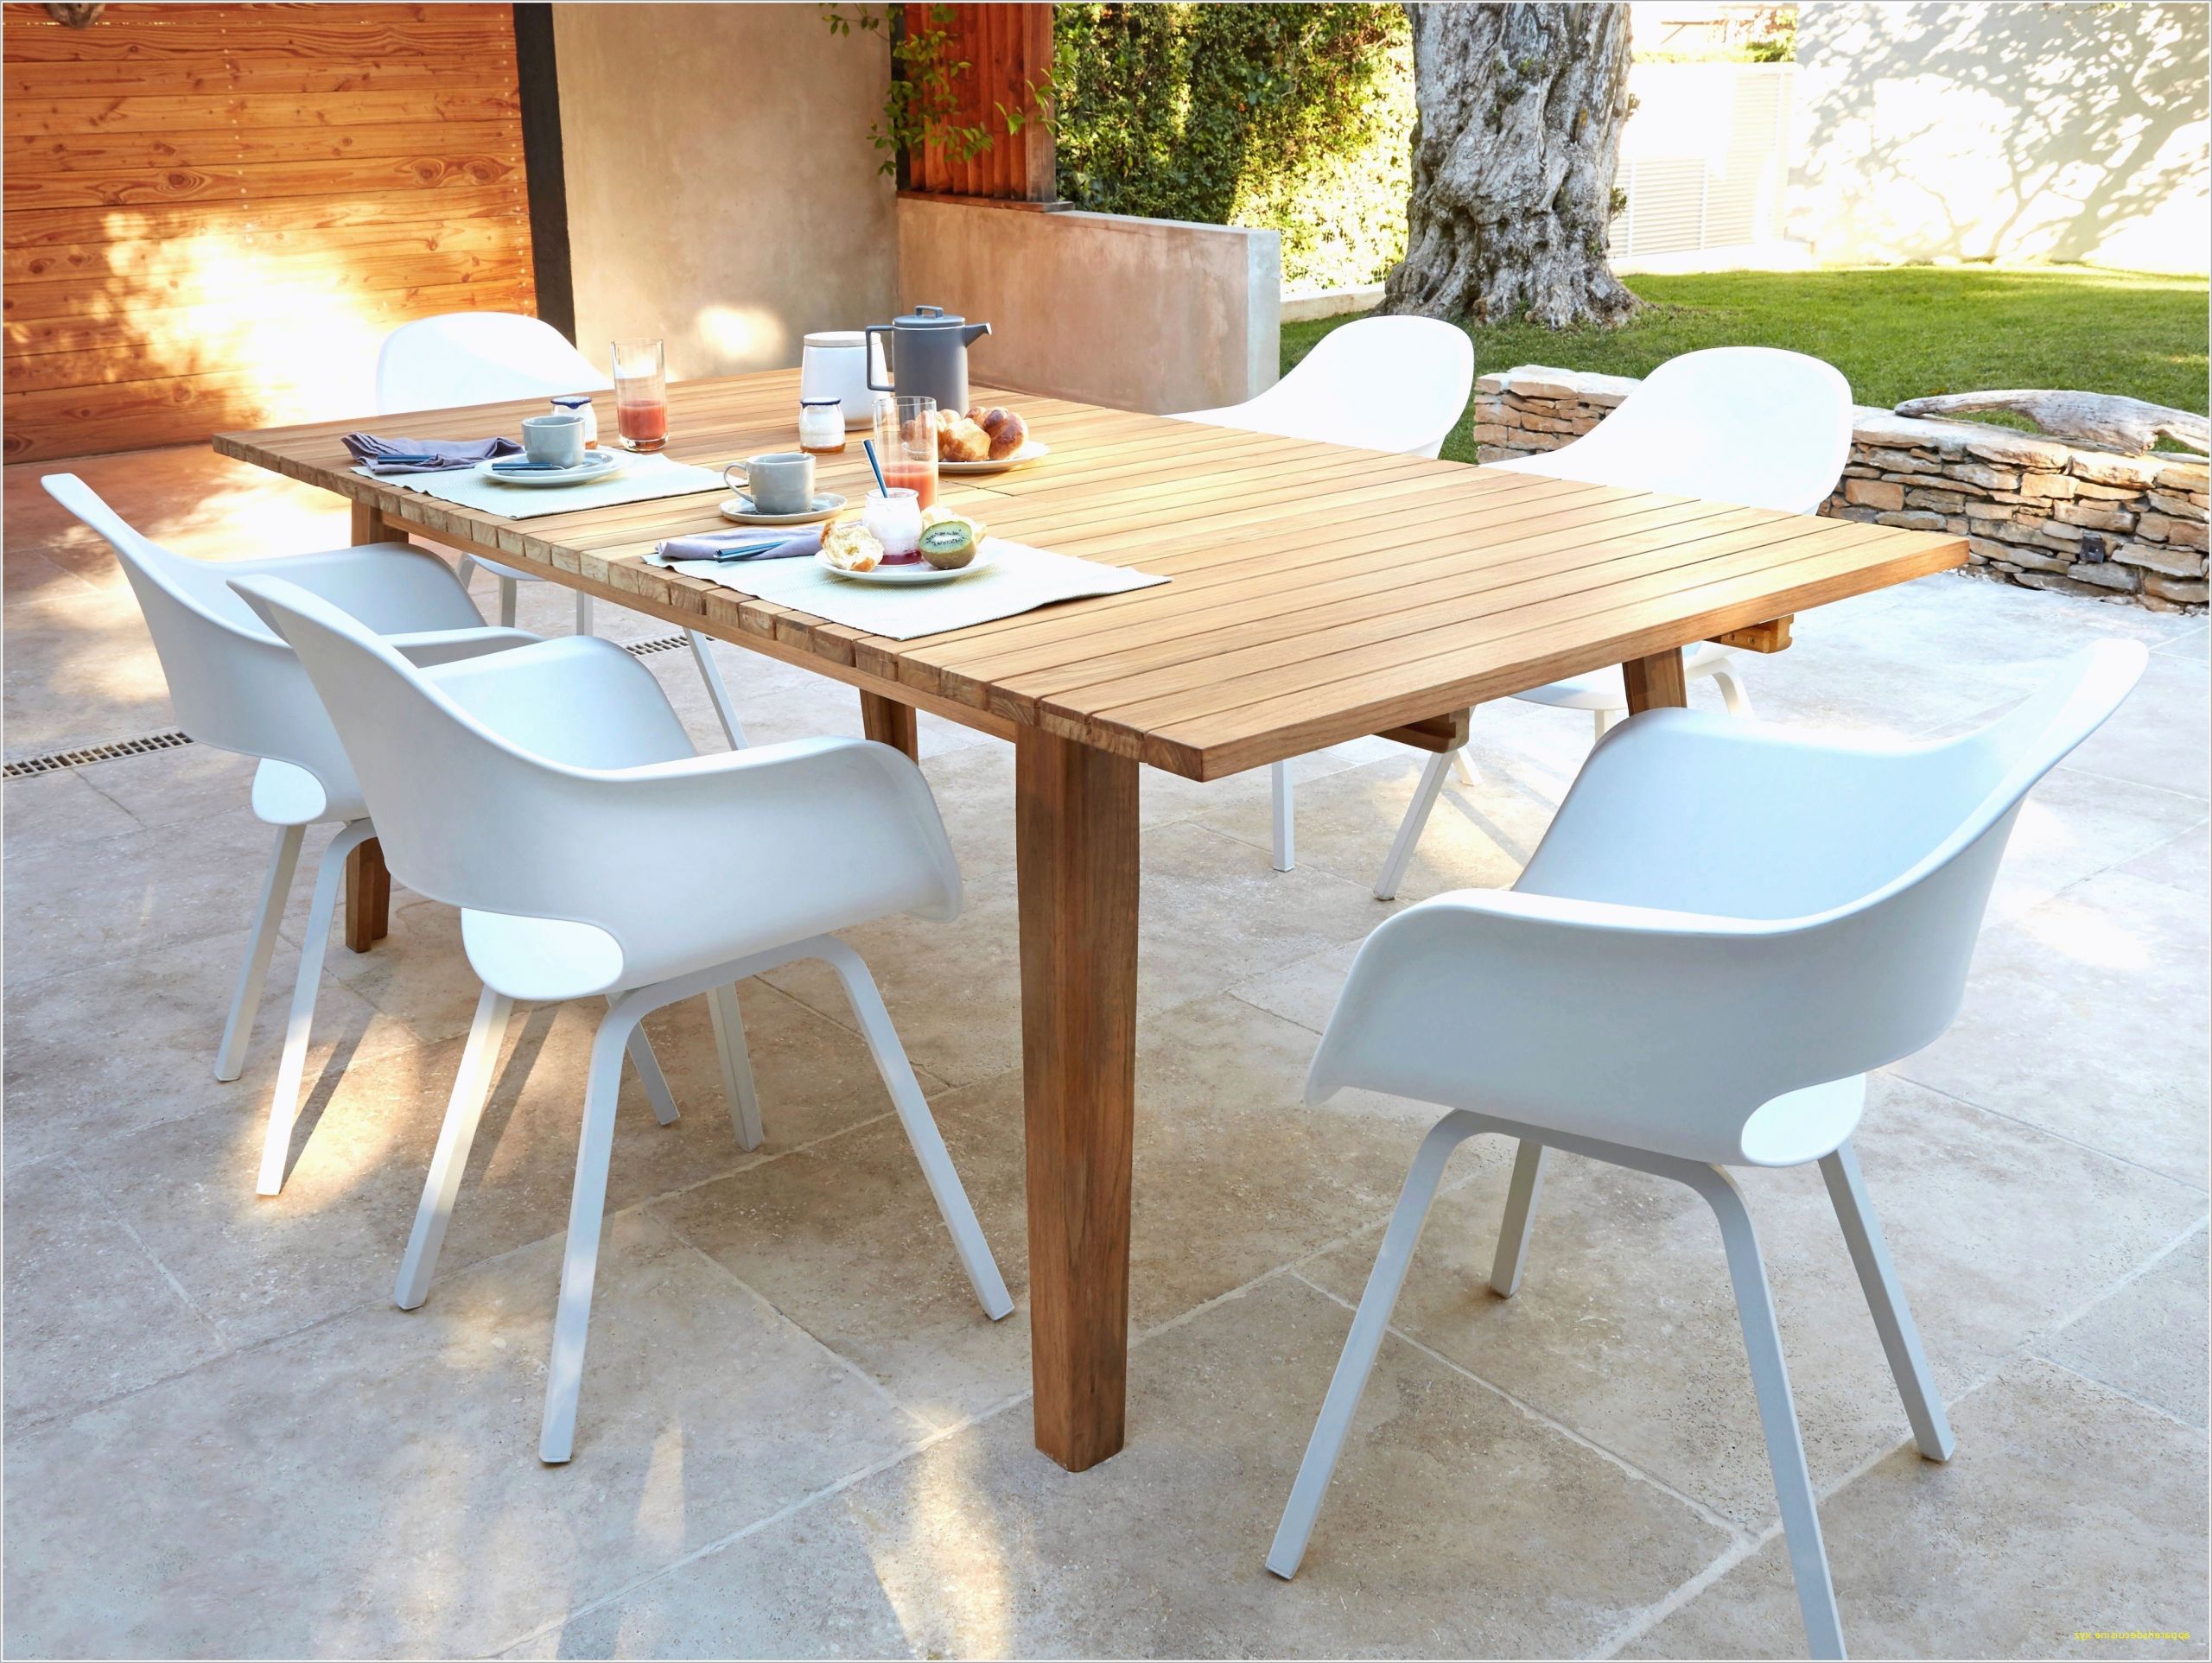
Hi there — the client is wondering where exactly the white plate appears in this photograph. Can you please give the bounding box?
[938,440,1050,476]
[719,491,846,526]
[817,542,998,584]
[474,447,626,487]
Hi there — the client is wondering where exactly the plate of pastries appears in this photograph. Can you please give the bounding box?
[933,405,1049,474]
[819,506,997,584]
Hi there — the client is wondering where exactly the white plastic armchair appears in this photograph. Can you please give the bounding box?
[1373,346,1859,901]
[375,313,746,749]
[39,473,537,1193]
[234,575,1012,1465]
[1271,641,2147,1660]
[1172,316,1476,873]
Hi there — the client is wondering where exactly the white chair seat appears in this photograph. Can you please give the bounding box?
[461,911,626,1002]
[472,558,539,586]
[1512,639,1739,711]
[251,758,362,827]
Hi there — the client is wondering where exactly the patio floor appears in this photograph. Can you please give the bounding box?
[4,447,2207,1660]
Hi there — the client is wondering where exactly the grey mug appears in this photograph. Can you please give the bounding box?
[726,451,817,515]
[520,413,587,467]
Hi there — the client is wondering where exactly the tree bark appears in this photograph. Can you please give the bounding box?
[1382,3,1641,328]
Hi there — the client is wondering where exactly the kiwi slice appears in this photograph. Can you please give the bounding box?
[918,519,978,569]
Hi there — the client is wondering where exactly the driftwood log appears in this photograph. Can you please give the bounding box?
[1893,390,2209,456]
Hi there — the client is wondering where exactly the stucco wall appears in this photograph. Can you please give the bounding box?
[1790,2,2210,271]
[552,4,899,380]
[898,200,1281,414]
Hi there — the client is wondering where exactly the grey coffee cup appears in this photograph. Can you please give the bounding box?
[521,413,587,467]
[726,451,816,515]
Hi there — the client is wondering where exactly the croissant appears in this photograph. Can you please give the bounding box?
[931,409,992,463]
[967,405,1027,460]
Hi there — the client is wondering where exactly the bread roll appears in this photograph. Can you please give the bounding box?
[932,409,992,463]
[968,405,1028,460]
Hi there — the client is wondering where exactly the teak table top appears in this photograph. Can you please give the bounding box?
[218,368,1967,780]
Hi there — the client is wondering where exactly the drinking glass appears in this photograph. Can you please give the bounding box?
[873,393,938,510]
[612,338,668,452]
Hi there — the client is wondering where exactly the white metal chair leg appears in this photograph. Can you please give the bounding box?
[540,999,637,1463]
[215,822,305,1081]
[1269,1110,1478,1578]
[1450,746,1478,787]
[706,983,765,1150]
[1488,1140,1548,1297]
[498,575,518,629]
[1270,760,1295,872]
[1821,1141,1955,1461]
[687,631,748,750]
[395,983,514,1309]
[1693,1165,1846,1660]
[575,590,594,636]
[620,1011,680,1127]
[257,818,375,1196]
[821,940,1013,1320]
[1593,708,1614,744]
[1712,661,1753,717]
[456,554,480,594]
[1373,747,1456,901]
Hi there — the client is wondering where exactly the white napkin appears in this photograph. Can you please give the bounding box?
[662,538,1167,641]
[355,452,724,519]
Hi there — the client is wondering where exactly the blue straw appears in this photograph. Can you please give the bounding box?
[861,437,890,496]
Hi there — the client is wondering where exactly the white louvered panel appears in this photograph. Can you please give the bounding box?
[1611,63,1796,258]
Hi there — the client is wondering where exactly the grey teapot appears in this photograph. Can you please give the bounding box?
[867,304,992,415]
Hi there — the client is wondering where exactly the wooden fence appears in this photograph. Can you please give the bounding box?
[3,2,536,461]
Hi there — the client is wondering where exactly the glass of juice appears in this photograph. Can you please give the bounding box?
[612,338,668,452]
[873,393,938,511]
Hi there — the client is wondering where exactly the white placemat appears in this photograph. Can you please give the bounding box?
[654,539,1167,640]
[356,453,725,519]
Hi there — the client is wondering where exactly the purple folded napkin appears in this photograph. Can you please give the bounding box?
[656,527,823,563]
[343,433,522,475]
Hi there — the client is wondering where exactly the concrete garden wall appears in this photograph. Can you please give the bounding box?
[898,199,1281,415]
[1472,366,2210,612]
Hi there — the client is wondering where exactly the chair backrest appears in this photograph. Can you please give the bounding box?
[37,473,356,790]
[1191,316,1475,458]
[1493,346,1854,515]
[376,313,612,415]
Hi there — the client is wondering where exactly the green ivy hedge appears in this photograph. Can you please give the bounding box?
[1051,3,1414,292]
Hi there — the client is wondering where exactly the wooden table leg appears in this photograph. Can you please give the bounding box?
[350,500,391,544]
[860,690,919,761]
[345,836,391,953]
[1015,727,1140,1471]
[1622,647,1688,714]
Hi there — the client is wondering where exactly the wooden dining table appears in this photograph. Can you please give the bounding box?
[218,367,1966,1472]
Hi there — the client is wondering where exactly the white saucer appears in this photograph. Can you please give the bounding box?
[720,492,846,526]
[818,542,998,584]
[938,441,1050,476]
[475,447,626,486]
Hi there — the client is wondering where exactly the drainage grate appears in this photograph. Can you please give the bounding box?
[623,635,692,657]
[4,729,194,779]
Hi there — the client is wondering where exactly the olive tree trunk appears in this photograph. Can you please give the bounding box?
[1382,3,1641,327]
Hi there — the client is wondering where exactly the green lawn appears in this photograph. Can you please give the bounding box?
[1282,265,2211,464]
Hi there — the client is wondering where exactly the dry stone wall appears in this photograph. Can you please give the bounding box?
[1471,367,2210,612]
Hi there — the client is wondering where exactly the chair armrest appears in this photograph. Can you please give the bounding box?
[387,626,539,666]
[228,543,486,634]
[1307,887,1866,1163]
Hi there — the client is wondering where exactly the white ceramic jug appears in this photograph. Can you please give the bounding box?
[799,331,883,428]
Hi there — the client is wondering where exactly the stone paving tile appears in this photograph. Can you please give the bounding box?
[3,1152,227,1432]
[1,1212,931,1660]
[2037,1226,2209,1431]
[1897,869,2211,1185]
[67,982,924,1353]
[656,992,1478,1431]
[1624,1357,2210,1660]
[1300,1075,2209,1529]
[508,1277,1732,1661]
